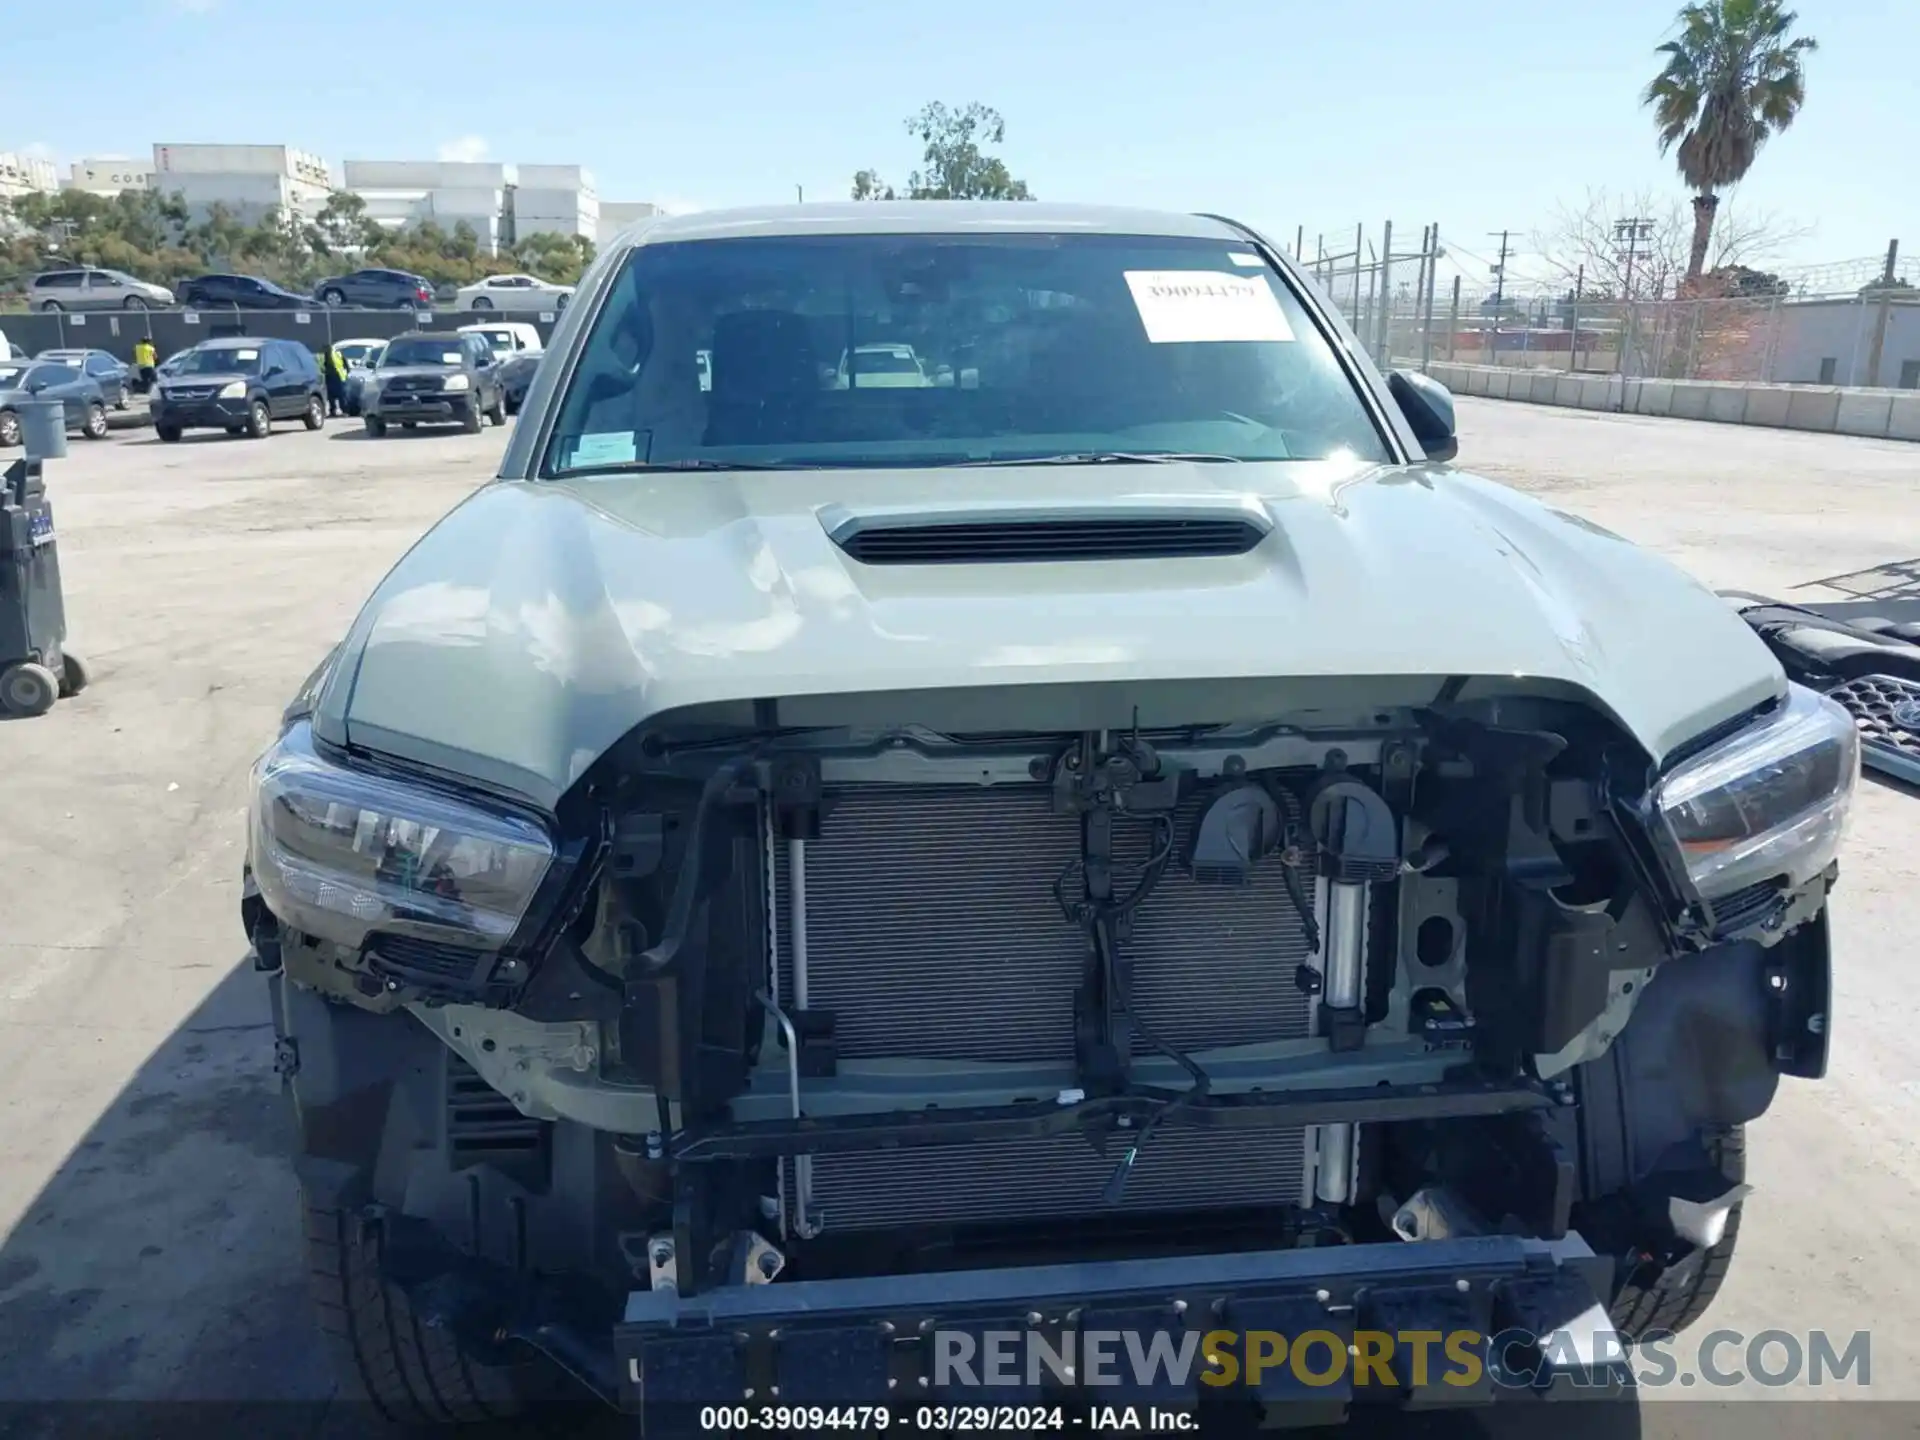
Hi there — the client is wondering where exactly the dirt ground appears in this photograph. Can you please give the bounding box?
[0,399,1916,1437]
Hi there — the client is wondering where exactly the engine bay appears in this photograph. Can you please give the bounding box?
[265,688,1827,1298]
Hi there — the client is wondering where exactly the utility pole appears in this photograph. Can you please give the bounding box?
[1613,216,1656,379]
[796,185,804,203]
[1488,230,1512,309]
[1864,237,1900,387]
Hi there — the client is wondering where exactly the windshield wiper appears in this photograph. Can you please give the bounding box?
[946,451,1248,467]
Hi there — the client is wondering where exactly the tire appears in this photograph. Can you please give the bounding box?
[460,402,483,434]
[364,416,387,437]
[322,288,346,307]
[470,296,493,311]
[57,652,90,699]
[0,662,60,718]
[81,402,108,440]
[303,394,326,431]
[485,390,506,426]
[1608,1126,1745,1340]
[0,411,19,447]
[245,399,271,439]
[124,296,149,311]
[302,1199,559,1425]
[37,300,63,313]
[156,424,183,443]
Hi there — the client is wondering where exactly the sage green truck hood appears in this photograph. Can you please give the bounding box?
[314,460,1783,810]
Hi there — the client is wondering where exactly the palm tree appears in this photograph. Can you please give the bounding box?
[1643,0,1817,288]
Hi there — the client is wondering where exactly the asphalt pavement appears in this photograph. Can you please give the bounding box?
[0,399,1916,1436]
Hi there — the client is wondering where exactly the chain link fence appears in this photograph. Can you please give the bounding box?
[1282,225,1919,390]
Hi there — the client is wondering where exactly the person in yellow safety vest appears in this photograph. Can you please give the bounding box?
[132,337,157,394]
[322,344,348,417]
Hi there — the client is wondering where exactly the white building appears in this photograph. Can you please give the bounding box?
[342,159,507,253]
[0,151,58,203]
[508,164,598,244]
[597,201,661,248]
[150,143,335,225]
[65,158,155,196]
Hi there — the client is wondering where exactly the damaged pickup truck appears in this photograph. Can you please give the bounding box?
[242,202,1857,1429]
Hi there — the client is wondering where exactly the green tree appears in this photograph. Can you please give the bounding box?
[850,102,1034,202]
[307,190,384,257]
[1642,0,1817,288]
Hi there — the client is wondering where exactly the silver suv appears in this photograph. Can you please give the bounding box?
[26,267,175,313]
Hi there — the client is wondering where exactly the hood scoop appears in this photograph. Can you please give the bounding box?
[822,499,1274,566]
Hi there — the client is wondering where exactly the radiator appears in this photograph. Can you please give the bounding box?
[771,781,1316,1234]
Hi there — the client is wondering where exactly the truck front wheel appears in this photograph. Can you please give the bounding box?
[303,1196,564,1424]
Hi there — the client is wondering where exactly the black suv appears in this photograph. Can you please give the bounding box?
[179,274,318,311]
[151,337,327,442]
[362,331,506,435]
[313,269,436,310]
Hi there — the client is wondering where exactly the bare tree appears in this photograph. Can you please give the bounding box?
[1529,186,1812,300]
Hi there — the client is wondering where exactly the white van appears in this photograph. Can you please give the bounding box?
[456,321,543,362]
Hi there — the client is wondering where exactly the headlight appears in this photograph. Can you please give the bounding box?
[1653,682,1860,901]
[249,723,555,949]
[219,380,247,398]
[443,374,471,391]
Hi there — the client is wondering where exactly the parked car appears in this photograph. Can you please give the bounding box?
[25,267,174,312]
[832,340,933,388]
[150,336,326,442]
[312,269,435,310]
[361,330,505,435]
[334,338,387,417]
[179,274,318,311]
[496,349,543,414]
[453,272,573,314]
[0,359,110,445]
[35,348,132,409]
[244,202,1858,1424]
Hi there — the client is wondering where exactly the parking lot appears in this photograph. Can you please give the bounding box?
[1,400,1918,1433]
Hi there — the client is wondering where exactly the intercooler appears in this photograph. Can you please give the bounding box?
[770,782,1317,1234]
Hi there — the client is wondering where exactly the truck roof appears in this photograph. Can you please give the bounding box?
[615,202,1247,250]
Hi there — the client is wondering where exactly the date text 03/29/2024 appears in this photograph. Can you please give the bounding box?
[693,1406,1195,1433]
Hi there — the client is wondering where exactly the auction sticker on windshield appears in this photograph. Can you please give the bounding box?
[566,432,639,467]
[1124,271,1294,344]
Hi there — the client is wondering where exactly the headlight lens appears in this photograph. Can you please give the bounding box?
[443,374,471,391]
[249,723,555,949]
[219,380,247,398]
[1654,683,1860,901]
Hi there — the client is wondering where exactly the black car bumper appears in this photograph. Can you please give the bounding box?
[372,397,473,424]
[152,397,252,429]
[613,1233,1628,1428]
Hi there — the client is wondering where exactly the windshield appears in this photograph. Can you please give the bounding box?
[470,330,515,355]
[543,231,1388,474]
[337,343,380,366]
[382,338,464,367]
[172,346,262,375]
[0,365,28,389]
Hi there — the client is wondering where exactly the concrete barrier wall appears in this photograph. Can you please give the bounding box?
[1426,360,1920,443]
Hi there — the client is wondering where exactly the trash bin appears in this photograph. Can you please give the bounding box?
[0,436,87,718]
[18,397,67,461]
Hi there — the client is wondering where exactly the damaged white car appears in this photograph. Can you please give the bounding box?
[243,202,1857,1429]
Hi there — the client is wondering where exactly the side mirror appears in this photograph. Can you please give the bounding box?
[1387,369,1458,463]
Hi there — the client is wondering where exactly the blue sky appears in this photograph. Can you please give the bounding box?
[8,0,1911,288]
